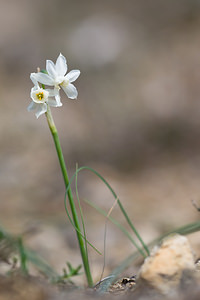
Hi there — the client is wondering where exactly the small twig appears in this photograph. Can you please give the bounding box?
[99,197,119,284]
[191,200,200,212]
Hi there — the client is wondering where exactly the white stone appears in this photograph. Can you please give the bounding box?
[138,234,196,295]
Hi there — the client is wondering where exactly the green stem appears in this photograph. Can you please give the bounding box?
[45,106,93,287]
[18,237,28,275]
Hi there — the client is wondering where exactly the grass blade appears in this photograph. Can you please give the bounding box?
[18,237,28,275]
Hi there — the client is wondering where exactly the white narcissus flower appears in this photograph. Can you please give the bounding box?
[31,53,80,99]
[28,74,62,118]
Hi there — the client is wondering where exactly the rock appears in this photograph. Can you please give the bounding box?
[137,234,197,296]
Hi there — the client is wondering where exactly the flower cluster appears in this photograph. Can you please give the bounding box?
[28,53,80,118]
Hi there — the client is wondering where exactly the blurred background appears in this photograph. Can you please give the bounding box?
[0,0,200,283]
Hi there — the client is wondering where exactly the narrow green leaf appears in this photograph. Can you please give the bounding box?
[18,237,28,275]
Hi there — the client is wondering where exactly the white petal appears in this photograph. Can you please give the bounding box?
[27,101,37,111]
[32,72,55,86]
[30,73,39,87]
[30,86,36,99]
[55,93,62,106]
[48,98,62,107]
[65,70,80,83]
[35,103,47,118]
[55,53,67,76]
[46,60,57,78]
[46,88,57,97]
[62,83,78,99]
[46,88,62,106]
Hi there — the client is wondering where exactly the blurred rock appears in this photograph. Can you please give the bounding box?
[137,234,198,297]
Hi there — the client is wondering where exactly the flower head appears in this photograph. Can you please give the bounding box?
[31,53,80,99]
[28,74,62,118]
